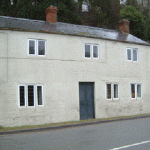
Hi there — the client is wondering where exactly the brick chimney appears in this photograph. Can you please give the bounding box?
[118,19,130,34]
[46,5,58,23]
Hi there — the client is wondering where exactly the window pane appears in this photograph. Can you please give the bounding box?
[114,84,118,98]
[133,49,137,61]
[137,84,141,98]
[107,84,111,99]
[29,40,35,54]
[127,49,131,60]
[85,44,90,58]
[38,41,45,55]
[93,45,98,58]
[37,86,43,105]
[131,84,135,98]
[20,86,25,106]
[28,85,34,106]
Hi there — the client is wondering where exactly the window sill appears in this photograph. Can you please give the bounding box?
[27,106,36,108]
[37,105,44,107]
[127,60,138,62]
[106,99,119,101]
[131,98,141,100]
[28,54,46,57]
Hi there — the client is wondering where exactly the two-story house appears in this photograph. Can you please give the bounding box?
[0,6,150,127]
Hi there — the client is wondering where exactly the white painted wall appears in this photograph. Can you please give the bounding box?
[0,30,150,127]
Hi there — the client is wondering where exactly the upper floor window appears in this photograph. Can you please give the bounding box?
[127,48,138,61]
[38,40,45,55]
[85,44,99,59]
[106,83,119,100]
[28,39,45,56]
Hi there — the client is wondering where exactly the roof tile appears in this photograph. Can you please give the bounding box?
[0,16,149,45]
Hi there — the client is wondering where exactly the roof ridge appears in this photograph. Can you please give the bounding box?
[57,22,117,32]
[0,16,45,23]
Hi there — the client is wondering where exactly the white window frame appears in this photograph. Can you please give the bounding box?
[28,39,36,55]
[85,43,99,59]
[137,84,142,99]
[106,83,119,100]
[85,44,91,59]
[37,40,46,56]
[127,48,132,61]
[27,85,35,107]
[92,44,99,59]
[36,85,44,106]
[18,84,44,108]
[106,83,112,100]
[127,48,138,62]
[28,39,46,56]
[113,84,119,100]
[133,49,138,61]
[130,83,142,99]
[18,85,26,108]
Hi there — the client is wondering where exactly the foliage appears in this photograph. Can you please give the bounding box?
[0,0,82,24]
[126,0,138,7]
[0,0,121,29]
[120,5,150,40]
[83,0,121,29]
[125,0,150,19]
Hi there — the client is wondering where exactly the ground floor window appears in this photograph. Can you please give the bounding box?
[19,86,25,106]
[131,84,141,99]
[106,83,119,100]
[18,84,43,107]
[37,86,43,105]
[28,85,34,106]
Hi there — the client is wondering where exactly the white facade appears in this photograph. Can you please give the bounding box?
[0,29,150,127]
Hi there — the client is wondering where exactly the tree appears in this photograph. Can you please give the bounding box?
[0,0,12,16]
[140,0,150,20]
[0,0,82,24]
[83,0,121,29]
[126,0,138,7]
[57,0,81,24]
[124,0,150,20]
[120,5,149,40]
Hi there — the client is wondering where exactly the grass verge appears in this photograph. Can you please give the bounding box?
[0,114,150,132]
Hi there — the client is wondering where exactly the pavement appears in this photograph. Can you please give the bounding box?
[0,114,150,135]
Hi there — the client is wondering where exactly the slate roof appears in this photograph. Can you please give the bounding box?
[0,16,149,45]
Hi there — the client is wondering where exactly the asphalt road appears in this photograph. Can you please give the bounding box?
[0,117,150,150]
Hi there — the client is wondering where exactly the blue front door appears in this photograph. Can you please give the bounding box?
[79,82,95,120]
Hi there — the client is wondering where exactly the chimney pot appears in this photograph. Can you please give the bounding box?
[46,5,58,23]
[118,19,130,34]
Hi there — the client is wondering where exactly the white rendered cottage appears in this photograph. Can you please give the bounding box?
[0,6,150,127]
